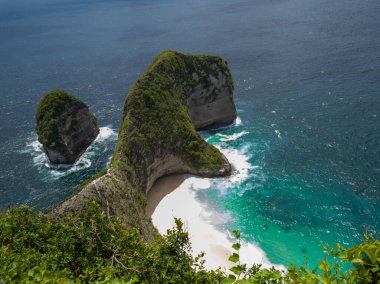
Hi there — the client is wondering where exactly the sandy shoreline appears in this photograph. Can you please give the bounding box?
[147,174,286,271]
[146,174,186,218]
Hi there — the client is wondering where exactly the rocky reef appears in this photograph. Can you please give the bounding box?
[52,51,237,240]
[36,90,99,164]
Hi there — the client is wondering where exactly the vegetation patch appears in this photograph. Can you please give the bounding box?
[0,203,378,283]
[113,50,232,179]
[35,90,84,147]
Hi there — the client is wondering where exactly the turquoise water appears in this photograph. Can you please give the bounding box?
[0,0,379,268]
[201,119,379,267]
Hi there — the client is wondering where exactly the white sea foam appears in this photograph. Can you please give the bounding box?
[23,126,117,180]
[235,116,242,126]
[275,129,282,139]
[217,131,249,142]
[216,144,252,187]
[95,126,115,142]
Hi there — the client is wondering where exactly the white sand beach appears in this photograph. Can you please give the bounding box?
[147,174,286,271]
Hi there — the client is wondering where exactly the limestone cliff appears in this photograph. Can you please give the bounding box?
[52,51,237,240]
[36,90,99,164]
[186,61,236,130]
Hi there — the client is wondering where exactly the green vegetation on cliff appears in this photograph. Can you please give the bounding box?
[1,203,379,283]
[35,90,83,147]
[113,50,232,181]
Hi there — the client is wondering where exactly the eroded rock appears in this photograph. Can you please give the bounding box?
[35,90,99,164]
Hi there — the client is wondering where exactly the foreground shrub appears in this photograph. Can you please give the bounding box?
[0,202,378,283]
[0,201,222,283]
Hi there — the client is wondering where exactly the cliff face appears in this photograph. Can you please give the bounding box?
[186,63,236,130]
[36,90,99,164]
[52,51,236,240]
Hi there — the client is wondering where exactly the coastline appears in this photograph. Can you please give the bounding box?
[147,174,286,271]
[146,174,186,218]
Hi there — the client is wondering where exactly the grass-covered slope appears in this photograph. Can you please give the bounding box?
[53,51,234,239]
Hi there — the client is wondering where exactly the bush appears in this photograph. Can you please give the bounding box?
[0,201,222,283]
[0,202,378,283]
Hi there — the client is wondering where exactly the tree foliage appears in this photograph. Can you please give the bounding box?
[0,202,222,283]
[0,202,378,283]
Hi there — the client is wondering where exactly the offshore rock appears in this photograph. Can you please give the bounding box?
[35,90,99,164]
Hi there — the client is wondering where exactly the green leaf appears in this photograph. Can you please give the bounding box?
[232,243,241,251]
[222,274,236,284]
[232,230,241,239]
[228,274,237,280]
[318,261,330,272]
[230,265,244,275]
[351,259,364,265]
[235,280,252,284]
[229,253,240,263]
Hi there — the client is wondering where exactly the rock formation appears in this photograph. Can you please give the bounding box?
[52,51,237,240]
[186,61,236,130]
[36,90,99,164]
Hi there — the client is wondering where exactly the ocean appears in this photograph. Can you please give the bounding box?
[0,0,379,267]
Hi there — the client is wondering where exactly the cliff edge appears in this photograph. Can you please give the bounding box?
[52,51,237,240]
[36,90,99,164]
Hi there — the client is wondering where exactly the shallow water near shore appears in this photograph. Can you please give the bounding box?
[1,0,379,268]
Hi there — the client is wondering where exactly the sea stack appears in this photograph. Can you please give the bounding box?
[35,90,99,164]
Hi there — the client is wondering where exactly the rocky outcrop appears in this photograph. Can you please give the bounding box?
[186,65,236,130]
[52,51,236,240]
[36,90,99,164]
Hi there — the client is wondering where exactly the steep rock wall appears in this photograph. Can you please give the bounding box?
[187,68,236,130]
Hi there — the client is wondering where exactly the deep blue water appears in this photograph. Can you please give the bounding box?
[0,0,379,267]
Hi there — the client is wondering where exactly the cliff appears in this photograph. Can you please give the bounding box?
[52,51,237,240]
[36,90,99,164]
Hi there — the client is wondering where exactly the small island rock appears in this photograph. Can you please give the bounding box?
[35,90,99,164]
